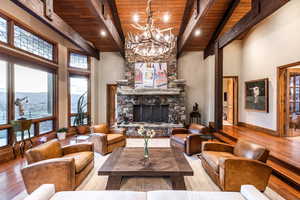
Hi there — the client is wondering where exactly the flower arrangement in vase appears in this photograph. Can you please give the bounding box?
[137,125,155,159]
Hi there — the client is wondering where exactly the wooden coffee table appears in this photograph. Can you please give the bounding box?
[98,147,193,190]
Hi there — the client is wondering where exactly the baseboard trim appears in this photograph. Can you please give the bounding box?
[237,122,278,136]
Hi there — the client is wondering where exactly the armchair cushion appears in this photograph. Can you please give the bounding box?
[107,134,126,145]
[63,152,94,173]
[233,140,269,163]
[25,139,63,164]
[202,151,235,173]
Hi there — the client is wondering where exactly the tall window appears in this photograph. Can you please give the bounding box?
[69,76,89,126]
[0,61,8,146]
[0,58,57,146]
[0,61,7,125]
[14,25,54,61]
[0,16,8,43]
[68,50,90,127]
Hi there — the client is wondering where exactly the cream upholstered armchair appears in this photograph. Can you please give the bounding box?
[21,139,94,194]
[90,124,126,155]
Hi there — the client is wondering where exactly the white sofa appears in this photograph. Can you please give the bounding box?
[24,184,270,200]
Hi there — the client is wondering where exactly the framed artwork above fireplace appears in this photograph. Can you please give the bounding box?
[134,62,168,89]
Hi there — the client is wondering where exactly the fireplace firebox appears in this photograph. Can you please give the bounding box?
[133,105,169,123]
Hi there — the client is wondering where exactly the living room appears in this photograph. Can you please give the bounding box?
[0,0,299,200]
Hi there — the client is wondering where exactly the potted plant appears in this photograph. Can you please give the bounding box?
[73,92,90,134]
[57,128,68,140]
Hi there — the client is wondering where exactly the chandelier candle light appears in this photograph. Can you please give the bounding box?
[126,0,176,61]
[137,125,155,159]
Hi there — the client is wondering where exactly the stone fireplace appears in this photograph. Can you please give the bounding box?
[115,42,186,137]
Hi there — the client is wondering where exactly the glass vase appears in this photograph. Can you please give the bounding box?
[144,140,149,159]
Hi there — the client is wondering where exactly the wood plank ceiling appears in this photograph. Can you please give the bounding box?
[53,0,120,52]
[115,0,187,36]
[53,0,252,53]
[183,0,252,51]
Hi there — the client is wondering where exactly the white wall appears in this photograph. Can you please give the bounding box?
[96,52,125,124]
[178,52,207,124]
[223,40,242,76]
[238,0,300,130]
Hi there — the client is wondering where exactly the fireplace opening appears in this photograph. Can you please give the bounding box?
[133,105,169,123]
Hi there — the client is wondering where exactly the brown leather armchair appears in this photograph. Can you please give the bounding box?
[170,123,209,156]
[90,124,126,155]
[21,139,94,194]
[201,139,272,192]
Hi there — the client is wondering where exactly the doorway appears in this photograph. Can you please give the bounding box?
[278,63,300,137]
[223,76,238,125]
[106,84,117,128]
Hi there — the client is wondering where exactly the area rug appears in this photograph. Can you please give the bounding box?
[13,139,285,200]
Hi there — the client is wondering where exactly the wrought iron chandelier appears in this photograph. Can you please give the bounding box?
[126,0,176,61]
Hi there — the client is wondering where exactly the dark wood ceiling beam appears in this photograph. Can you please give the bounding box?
[204,0,240,59]
[89,0,124,55]
[218,0,290,49]
[178,0,195,37]
[11,0,100,59]
[106,0,125,42]
[177,0,216,54]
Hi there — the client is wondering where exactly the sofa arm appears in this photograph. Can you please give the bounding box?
[90,133,108,155]
[24,184,55,200]
[219,157,272,192]
[21,158,76,194]
[171,128,188,135]
[110,128,126,135]
[202,142,234,153]
[62,143,94,155]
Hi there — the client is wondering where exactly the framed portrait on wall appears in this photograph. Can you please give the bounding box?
[245,78,269,112]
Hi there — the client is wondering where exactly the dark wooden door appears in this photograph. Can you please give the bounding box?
[107,84,117,127]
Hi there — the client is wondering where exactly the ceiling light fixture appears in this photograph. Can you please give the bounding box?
[126,0,176,62]
[133,14,139,23]
[100,30,107,37]
[163,13,170,23]
[195,29,201,37]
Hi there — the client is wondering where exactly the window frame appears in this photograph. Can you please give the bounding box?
[0,12,58,64]
[0,59,58,148]
[67,49,91,127]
